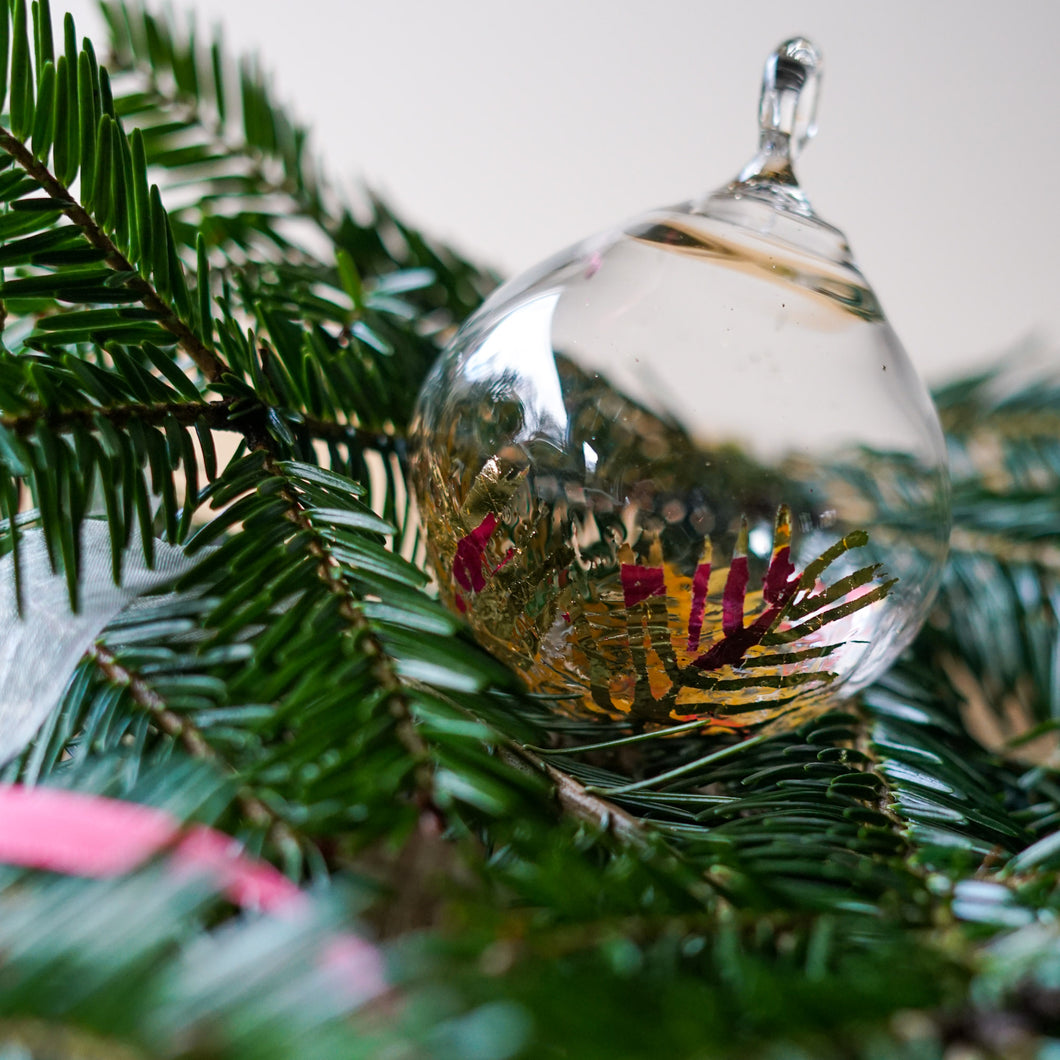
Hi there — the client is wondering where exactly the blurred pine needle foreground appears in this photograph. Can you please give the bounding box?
[0,2,1057,1057]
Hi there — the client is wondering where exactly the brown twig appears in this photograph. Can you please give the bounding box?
[500,743,649,849]
[1,397,236,437]
[87,642,299,849]
[298,414,403,450]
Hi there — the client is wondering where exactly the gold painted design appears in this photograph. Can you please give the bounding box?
[418,453,894,735]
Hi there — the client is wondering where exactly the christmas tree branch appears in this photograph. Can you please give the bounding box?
[501,743,649,849]
[0,386,399,459]
[266,455,433,784]
[950,527,1060,573]
[0,395,233,435]
[101,1,334,242]
[100,0,496,328]
[86,641,302,852]
[298,414,402,449]
[0,125,228,382]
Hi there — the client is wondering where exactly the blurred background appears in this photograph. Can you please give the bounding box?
[66,0,1057,382]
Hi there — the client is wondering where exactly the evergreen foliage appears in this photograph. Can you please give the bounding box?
[0,3,1057,1057]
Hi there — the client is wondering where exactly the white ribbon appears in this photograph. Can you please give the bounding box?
[0,520,198,767]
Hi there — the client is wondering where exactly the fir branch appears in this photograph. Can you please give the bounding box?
[0,866,401,1059]
[0,394,232,435]
[0,1019,148,1060]
[0,0,1055,1051]
[266,455,432,785]
[0,125,228,381]
[299,413,401,450]
[501,743,648,849]
[86,641,301,851]
[100,0,496,320]
[102,2,331,235]
[950,526,1060,572]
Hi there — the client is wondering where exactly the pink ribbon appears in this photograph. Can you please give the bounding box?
[0,785,387,1002]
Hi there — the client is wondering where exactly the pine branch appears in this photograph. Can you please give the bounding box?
[0,393,231,434]
[100,0,496,304]
[85,641,300,850]
[0,124,228,380]
[7,454,525,878]
[950,526,1060,572]
[298,413,401,448]
[0,391,376,454]
[0,864,403,1059]
[501,742,649,849]
[265,454,432,785]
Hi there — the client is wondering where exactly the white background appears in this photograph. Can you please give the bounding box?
[66,0,1058,382]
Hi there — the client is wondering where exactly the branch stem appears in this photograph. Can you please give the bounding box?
[1,398,235,436]
[265,456,432,779]
[502,743,649,849]
[0,125,230,383]
[87,642,300,851]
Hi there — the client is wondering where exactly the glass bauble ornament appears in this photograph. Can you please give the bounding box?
[410,38,950,734]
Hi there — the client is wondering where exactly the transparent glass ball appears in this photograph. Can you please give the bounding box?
[410,39,950,734]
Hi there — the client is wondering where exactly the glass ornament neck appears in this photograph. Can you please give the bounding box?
[736,37,821,204]
[690,37,856,268]
[750,39,822,161]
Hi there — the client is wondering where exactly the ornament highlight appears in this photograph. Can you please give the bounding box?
[411,38,950,733]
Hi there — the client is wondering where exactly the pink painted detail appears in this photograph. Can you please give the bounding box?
[763,545,797,605]
[453,513,499,593]
[693,556,802,673]
[621,564,666,608]
[585,251,603,278]
[686,562,713,650]
[693,625,758,671]
[721,555,749,635]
